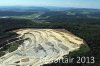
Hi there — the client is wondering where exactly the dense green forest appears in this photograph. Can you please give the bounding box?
[0,17,100,66]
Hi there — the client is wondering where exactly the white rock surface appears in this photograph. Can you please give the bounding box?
[0,29,85,66]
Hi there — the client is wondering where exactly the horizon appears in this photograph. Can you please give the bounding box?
[0,5,100,10]
[0,0,100,9]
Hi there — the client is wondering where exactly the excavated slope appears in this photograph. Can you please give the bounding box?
[0,29,86,66]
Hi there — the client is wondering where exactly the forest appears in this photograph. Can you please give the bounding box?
[0,17,100,66]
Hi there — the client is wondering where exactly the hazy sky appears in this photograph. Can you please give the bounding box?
[0,0,100,9]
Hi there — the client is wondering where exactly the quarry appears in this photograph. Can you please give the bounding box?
[0,29,88,66]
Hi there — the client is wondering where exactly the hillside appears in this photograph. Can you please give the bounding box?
[0,29,89,66]
[0,7,100,66]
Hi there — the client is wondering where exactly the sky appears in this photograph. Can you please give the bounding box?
[0,0,100,9]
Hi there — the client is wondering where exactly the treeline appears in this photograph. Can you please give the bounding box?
[0,11,35,16]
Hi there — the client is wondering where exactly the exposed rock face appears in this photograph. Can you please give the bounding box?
[0,29,86,66]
